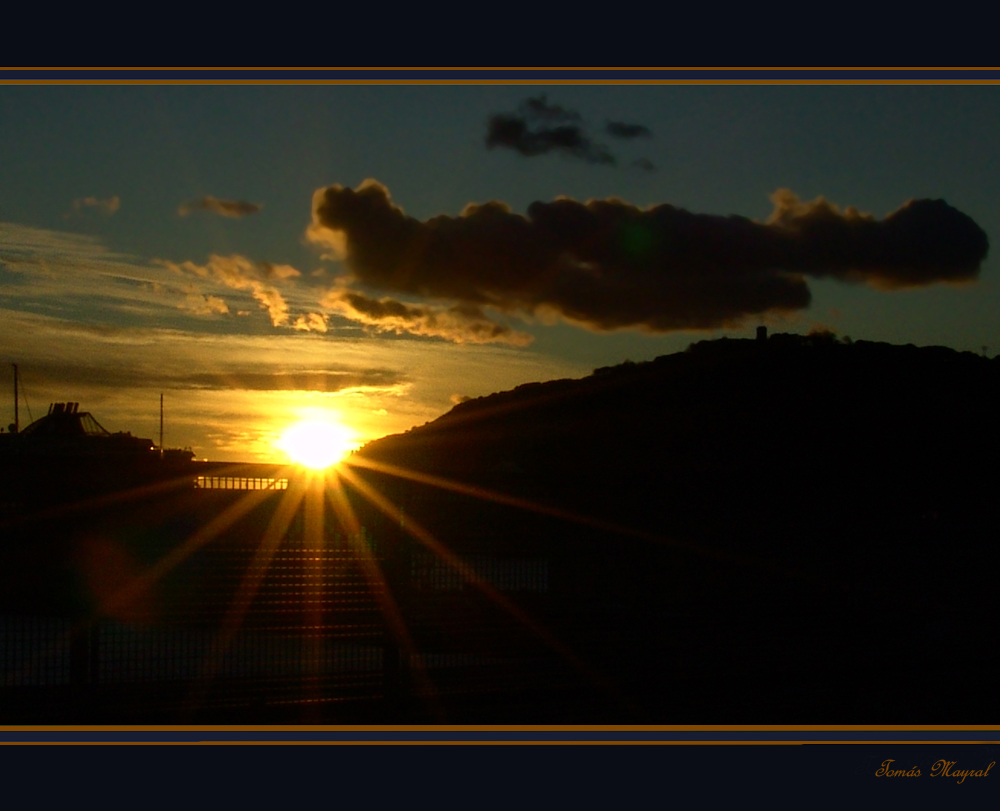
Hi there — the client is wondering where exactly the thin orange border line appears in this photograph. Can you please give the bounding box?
[3,68,999,86]
[2,66,1000,71]
[0,738,1000,746]
[2,725,999,732]
[4,80,1000,86]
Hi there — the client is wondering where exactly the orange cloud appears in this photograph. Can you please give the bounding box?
[161,254,295,327]
[178,196,261,218]
[71,195,120,216]
[321,288,533,346]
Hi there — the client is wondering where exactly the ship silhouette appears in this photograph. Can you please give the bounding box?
[1,400,195,509]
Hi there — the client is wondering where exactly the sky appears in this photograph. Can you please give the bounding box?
[1,82,997,462]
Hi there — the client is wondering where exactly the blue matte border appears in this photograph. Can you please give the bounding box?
[1,729,999,743]
[5,744,999,806]
[2,69,1000,81]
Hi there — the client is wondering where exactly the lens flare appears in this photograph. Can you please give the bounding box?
[277,419,356,469]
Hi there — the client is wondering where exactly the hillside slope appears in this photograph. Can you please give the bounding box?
[359,333,998,548]
[349,334,1000,717]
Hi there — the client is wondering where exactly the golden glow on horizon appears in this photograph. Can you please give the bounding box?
[275,416,357,470]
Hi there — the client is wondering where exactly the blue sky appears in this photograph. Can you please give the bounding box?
[1,82,997,460]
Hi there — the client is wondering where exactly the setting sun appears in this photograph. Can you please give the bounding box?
[276,418,357,470]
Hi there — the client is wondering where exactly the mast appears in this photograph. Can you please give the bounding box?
[12,363,18,433]
[159,393,164,459]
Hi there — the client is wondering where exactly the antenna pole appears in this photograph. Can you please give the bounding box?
[12,363,18,433]
[159,393,164,459]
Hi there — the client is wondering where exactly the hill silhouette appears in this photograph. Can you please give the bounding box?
[352,332,1000,718]
[359,332,998,549]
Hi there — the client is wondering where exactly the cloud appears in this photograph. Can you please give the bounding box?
[0,222,130,274]
[764,190,989,289]
[321,287,534,346]
[178,196,262,218]
[179,286,230,316]
[176,368,404,392]
[5,358,403,397]
[606,121,651,139]
[0,310,409,397]
[0,222,205,324]
[519,95,581,123]
[160,254,298,326]
[71,195,121,216]
[293,312,329,332]
[485,95,616,165]
[485,96,656,169]
[308,180,989,334]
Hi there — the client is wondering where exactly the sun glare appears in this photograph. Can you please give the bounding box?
[276,418,357,470]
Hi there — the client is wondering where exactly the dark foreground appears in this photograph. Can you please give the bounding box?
[2,334,998,722]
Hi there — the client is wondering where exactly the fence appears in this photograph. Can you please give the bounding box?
[1,461,881,722]
[0,471,593,723]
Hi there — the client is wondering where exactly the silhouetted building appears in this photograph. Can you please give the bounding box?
[0,401,196,508]
[756,325,767,343]
[7,402,154,456]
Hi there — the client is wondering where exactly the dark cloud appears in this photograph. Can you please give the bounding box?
[309,180,989,334]
[765,190,989,289]
[519,95,581,123]
[178,196,262,218]
[631,158,657,173]
[485,97,656,169]
[606,121,651,139]
[486,116,614,165]
[485,95,615,165]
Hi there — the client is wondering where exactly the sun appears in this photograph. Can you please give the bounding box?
[276,418,357,470]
